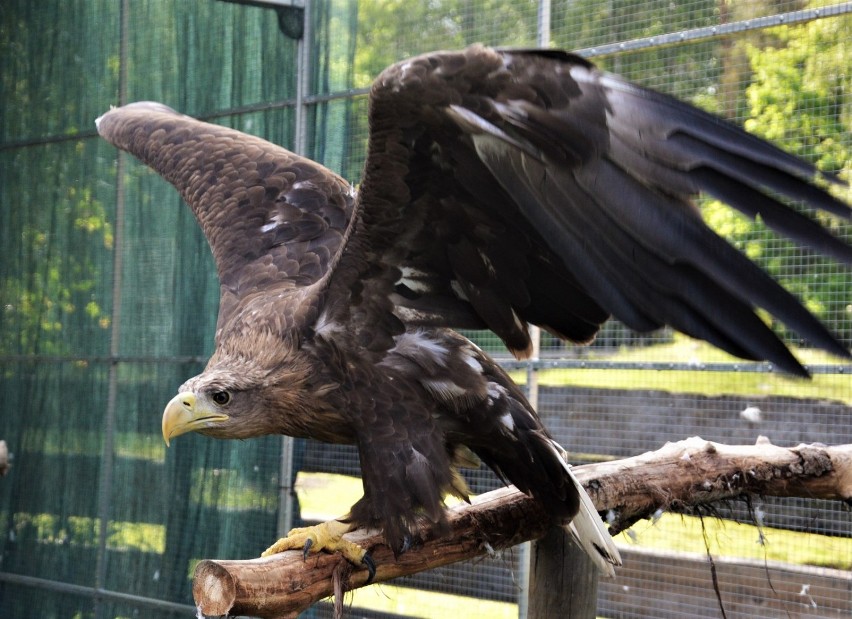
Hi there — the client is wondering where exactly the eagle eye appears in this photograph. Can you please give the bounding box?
[211,391,231,406]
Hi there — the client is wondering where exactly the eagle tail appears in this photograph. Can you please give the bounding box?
[456,344,622,574]
[550,441,622,577]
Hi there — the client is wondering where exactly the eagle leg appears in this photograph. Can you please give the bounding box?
[261,519,377,583]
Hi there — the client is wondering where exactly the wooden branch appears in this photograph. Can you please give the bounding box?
[194,485,548,618]
[587,436,852,533]
[0,441,8,477]
[193,437,852,618]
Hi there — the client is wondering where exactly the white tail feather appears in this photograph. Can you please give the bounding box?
[550,441,622,577]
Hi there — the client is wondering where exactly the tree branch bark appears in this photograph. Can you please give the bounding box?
[192,437,852,618]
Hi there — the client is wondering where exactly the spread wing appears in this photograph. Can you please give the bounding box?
[96,102,354,339]
[323,45,851,375]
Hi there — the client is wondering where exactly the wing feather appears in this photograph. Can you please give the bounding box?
[95,47,852,576]
[96,102,354,333]
[327,45,850,374]
[97,48,852,374]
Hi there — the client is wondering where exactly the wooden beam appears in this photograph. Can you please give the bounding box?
[192,438,852,618]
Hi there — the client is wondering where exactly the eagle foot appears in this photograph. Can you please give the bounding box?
[261,520,376,583]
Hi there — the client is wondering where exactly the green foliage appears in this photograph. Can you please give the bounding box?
[552,0,722,105]
[326,0,852,350]
[744,17,852,177]
[312,0,540,180]
[0,145,114,356]
[12,511,165,553]
[702,10,852,343]
[352,0,538,85]
[2,5,851,617]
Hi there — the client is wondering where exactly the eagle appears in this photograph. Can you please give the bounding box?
[96,45,851,580]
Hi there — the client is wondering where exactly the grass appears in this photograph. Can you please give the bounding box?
[296,334,851,580]
[294,472,519,618]
[336,582,518,619]
[293,471,850,618]
[509,336,852,404]
[517,367,852,403]
[295,471,365,519]
[14,336,849,616]
[295,472,851,571]
[15,464,847,619]
[617,512,851,570]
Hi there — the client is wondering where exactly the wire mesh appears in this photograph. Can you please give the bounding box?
[1,1,850,618]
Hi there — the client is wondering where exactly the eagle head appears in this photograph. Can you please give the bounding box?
[161,371,271,444]
[161,339,317,445]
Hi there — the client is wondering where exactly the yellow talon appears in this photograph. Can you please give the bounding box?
[261,520,371,576]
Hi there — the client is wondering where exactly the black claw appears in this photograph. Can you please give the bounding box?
[400,534,412,554]
[362,553,376,584]
[302,538,313,561]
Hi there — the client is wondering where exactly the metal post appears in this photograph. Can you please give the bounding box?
[277,432,297,538]
[94,3,129,616]
[519,5,551,617]
[277,0,311,540]
[525,10,602,616]
[517,325,541,619]
[293,0,311,158]
[536,0,551,48]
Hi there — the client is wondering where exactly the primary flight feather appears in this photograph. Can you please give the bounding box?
[96,45,851,578]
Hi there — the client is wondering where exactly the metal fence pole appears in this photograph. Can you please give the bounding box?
[277,0,312,541]
[516,2,556,616]
[518,4,551,616]
[516,325,540,619]
[93,3,129,616]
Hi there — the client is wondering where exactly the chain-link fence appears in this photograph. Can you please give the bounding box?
[1,1,850,617]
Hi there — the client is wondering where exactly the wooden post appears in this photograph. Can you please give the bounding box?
[529,528,599,619]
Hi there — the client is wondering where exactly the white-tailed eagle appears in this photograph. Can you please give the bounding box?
[96,45,851,580]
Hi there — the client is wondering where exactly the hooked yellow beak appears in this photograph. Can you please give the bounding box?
[162,392,229,446]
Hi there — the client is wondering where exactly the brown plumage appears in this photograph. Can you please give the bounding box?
[96,45,851,574]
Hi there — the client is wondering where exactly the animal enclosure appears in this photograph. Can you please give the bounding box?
[1,1,851,618]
